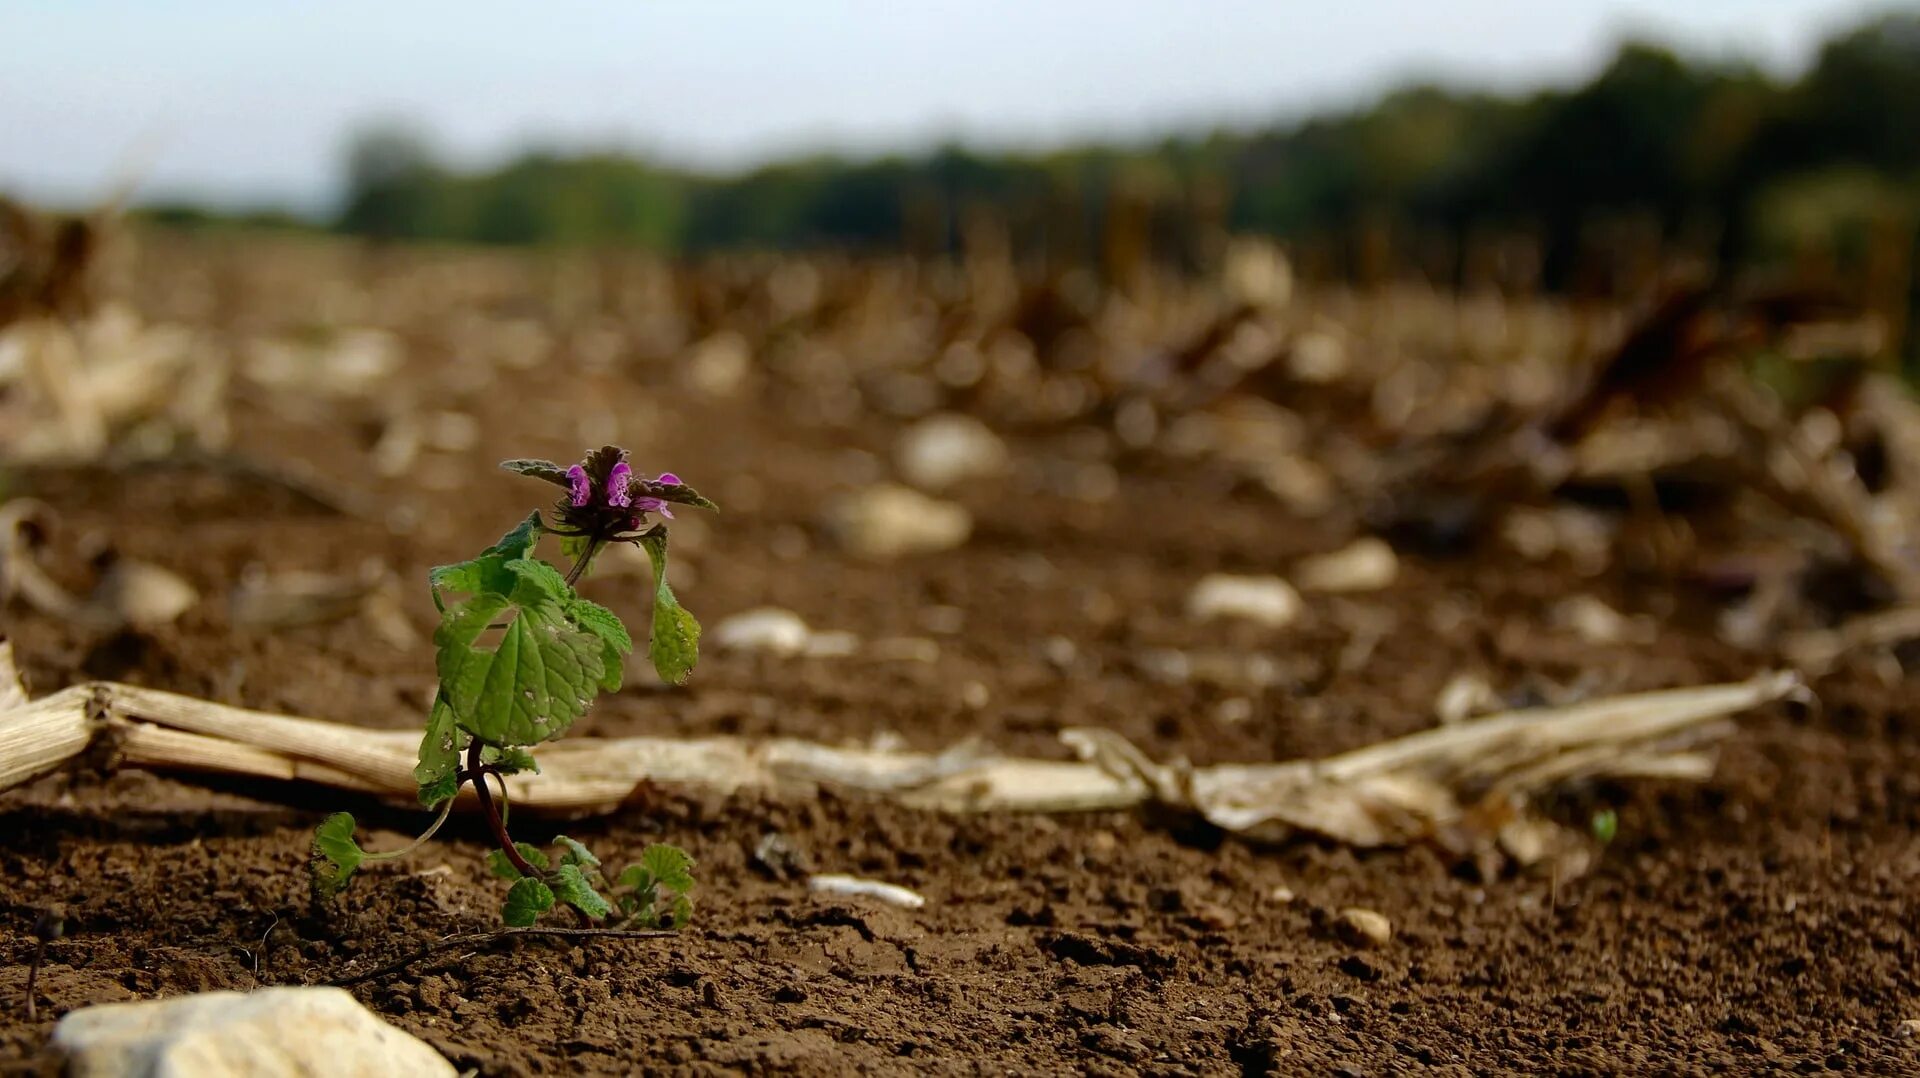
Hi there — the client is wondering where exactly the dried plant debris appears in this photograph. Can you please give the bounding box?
[0,640,1796,872]
[0,499,198,630]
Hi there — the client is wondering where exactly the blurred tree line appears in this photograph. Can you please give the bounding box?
[318,14,1915,294]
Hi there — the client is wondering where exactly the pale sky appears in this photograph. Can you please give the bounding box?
[0,0,1892,213]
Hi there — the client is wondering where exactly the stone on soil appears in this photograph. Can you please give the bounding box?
[895,413,1008,490]
[1187,574,1302,628]
[828,484,972,559]
[1294,537,1398,593]
[52,986,455,1078]
[1335,907,1393,948]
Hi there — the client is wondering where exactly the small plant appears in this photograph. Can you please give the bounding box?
[1590,808,1619,845]
[311,446,715,928]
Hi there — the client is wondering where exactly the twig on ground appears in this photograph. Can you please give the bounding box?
[323,926,675,987]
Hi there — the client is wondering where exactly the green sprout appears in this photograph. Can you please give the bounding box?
[310,446,713,927]
[1590,808,1619,845]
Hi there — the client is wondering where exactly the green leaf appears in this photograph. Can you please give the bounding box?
[1591,809,1619,844]
[553,835,600,868]
[567,595,631,692]
[615,865,652,892]
[414,694,466,807]
[433,547,615,748]
[665,892,694,929]
[503,557,571,602]
[551,864,612,919]
[502,877,555,927]
[486,843,551,880]
[429,512,544,599]
[500,459,571,487]
[310,812,365,901]
[639,843,696,894]
[639,531,700,686]
[482,745,540,776]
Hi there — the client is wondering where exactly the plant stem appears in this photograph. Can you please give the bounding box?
[564,536,603,587]
[23,906,62,1023]
[362,795,456,864]
[24,942,43,1022]
[468,739,538,878]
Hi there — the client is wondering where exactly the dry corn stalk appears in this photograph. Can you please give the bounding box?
[0,642,1799,865]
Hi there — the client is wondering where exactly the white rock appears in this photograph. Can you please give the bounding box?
[895,413,1008,490]
[828,484,972,559]
[714,608,815,656]
[713,608,867,658]
[685,331,752,397]
[1434,672,1501,725]
[1256,454,1335,517]
[1223,238,1292,309]
[1294,538,1398,593]
[1289,330,1348,383]
[1553,595,1655,646]
[92,560,198,628]
[53,986,454,1078]
[1187,574,1301,628]
[808,873,927,909]
[1335,907,1393,948]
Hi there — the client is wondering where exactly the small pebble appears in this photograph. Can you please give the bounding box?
[1294,538,1398,593]
[1336,907,1392,948]
[808,874,926,910]
[1187,574,1301,628]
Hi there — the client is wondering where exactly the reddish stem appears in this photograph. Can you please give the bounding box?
[468,739,538,878]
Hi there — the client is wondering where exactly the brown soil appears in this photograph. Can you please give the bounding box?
[3,234,1919,1075]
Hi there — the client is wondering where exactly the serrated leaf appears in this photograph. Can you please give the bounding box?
[429,513,544,598]
[655,482,719,512]
[639,843,696,894]
[438,604,608,746]
[415,694,466,806]
[615,864,652,892]
[553,835,600,868]
[502,877,555,926]
[416,771,459,809]
[482,745,540,776]
[504,557,571,603]
[551,864,612,919]
[486,843,551,880]
[567,596,632,655]
[310,812,365,901]
[639,531,700,685]
[434,562,612,748]
[567,596,631,692]
[665,892,694,929]
[500,459,571,487]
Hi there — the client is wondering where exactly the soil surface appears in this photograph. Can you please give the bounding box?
[3,234,1918,1074]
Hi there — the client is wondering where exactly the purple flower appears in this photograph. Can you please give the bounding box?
[606,462,633,508]
[633,471,680,519]
[566,464,591,507]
